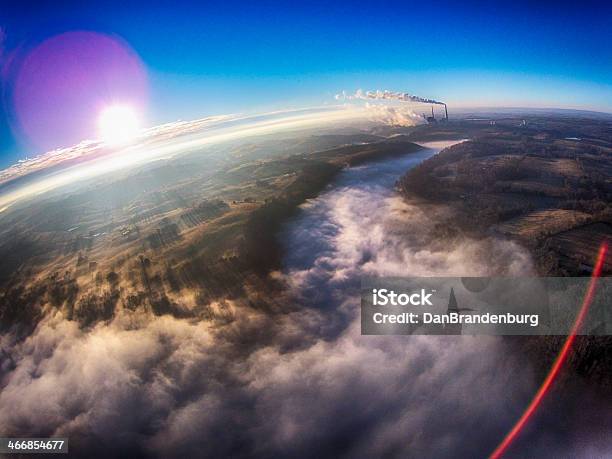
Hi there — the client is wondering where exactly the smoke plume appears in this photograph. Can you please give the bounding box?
[335,89,445,105]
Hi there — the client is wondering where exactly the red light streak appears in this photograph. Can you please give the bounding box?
[489,242,608,459]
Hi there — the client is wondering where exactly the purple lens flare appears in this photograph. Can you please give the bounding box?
[11,31,149,152]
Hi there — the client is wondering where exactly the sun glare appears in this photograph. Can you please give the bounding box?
[98,105,141,145]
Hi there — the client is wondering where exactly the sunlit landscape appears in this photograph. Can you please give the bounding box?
[0,2,610,458]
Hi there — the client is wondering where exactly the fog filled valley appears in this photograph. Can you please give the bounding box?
[1,111,611,457]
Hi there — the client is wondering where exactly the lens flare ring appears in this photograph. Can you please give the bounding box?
[489,242,609,459]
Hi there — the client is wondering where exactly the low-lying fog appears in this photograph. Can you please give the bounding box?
[1,141,610,458]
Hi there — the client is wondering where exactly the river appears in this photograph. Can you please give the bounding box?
[274,140,544,457]
[274,140,608,457]
[281,140,532,309]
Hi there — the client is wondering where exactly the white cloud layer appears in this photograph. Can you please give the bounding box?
[1,143,610,458]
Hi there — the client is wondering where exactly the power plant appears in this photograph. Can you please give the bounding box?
[424,103,449,123]
[334,88,450,125]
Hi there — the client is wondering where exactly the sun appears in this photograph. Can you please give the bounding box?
[98,105,141,145]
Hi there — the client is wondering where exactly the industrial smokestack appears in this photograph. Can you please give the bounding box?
[444,103,448,120]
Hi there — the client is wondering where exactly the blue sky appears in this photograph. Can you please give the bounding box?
[1,0,611,166]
